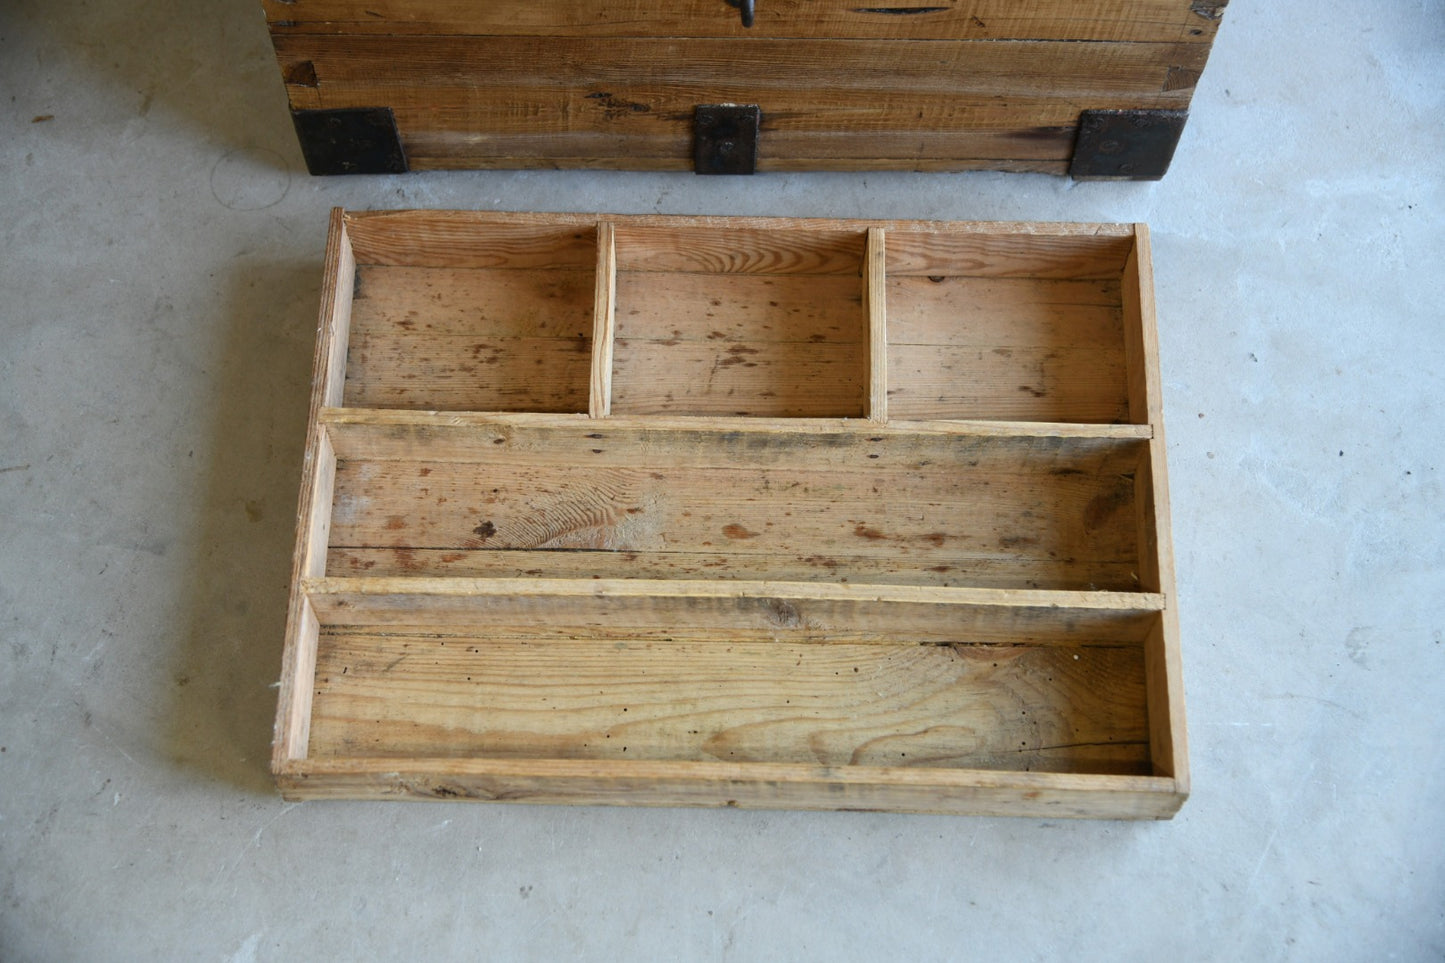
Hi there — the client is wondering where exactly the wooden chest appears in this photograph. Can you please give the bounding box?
[261,0,1227,179]
[271,209,1188,817]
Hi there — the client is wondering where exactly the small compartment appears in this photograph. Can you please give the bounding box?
[341,219,597,412]
[609,225,869,417]
[884,231,1136,423]
[304,591,1158,777]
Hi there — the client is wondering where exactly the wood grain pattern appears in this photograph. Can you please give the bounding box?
[343,264,594,412]
[886,231,1133,280]
[320,409,1152,453]
[275,758,1184,817]
[308,633,1150,774]
[273,211,1185,817]
[866,228,888,423]
[272,35,1206,170]
[273,37,1210,98]
[324,442,1143,589]
[614,225,866,276]
[274,209,351,767]
[344,217,597,270]
[590,223,617,418]
[1123,225,1188,790]
[263,0,1223,45]
[886,266,1129,423]
[612,266,867,417]
[317,413,1148,471]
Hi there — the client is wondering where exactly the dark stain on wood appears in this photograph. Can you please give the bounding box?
[723,523,759,540]
[472,520,497,539]
[1083,480,1132,532]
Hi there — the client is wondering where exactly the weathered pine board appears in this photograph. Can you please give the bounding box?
[262,0,1224,44]
[301,579,1163,644]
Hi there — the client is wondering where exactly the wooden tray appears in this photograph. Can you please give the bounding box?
[272,210,1188,818]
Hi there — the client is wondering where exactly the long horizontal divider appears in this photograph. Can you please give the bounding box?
[317,406,1152,449]
[300,577,1163,650]
[302,576,1163,611]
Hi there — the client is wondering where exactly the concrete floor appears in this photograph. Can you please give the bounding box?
[2,1,1442,959]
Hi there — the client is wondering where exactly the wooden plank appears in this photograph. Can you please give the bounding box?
[278,89,1095,155]
[273,209,351,766]
[306,634,1151,774]
[262,0,1223,45]
[399,130,1081,172]
[301,581,1163,651]
[590,223,616,418]
[302,576,1162,615]
[343,214,598,269]
[319,407,1151,445]
[326,546,1141,590]
[272,36,1209,103]
[886,230,1133,279]
[866,228,888,423]
[320,411,1149,467]
[1122,232,1153,428]
[1123,224,1188,790]
[405,156,1072,175]
[275,757,1184,817]
[613,225,865,276]
[343,210,1134,243]
[277,598,321,763]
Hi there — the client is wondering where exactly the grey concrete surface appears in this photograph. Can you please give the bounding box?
[2,1,1442,959]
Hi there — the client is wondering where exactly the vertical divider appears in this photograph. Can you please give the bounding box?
[865,227,888,424]
[1122,224,1153,427]
[590,221,618,418]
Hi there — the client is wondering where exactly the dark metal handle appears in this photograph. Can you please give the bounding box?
[725,0,755,27]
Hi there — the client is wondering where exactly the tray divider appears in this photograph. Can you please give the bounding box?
[1122,224,1155,427]
[865,227,888,423]
[589,221,617,418]
[274,208,353,766]
[275,595,320,763]
[300,575,1165,613]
